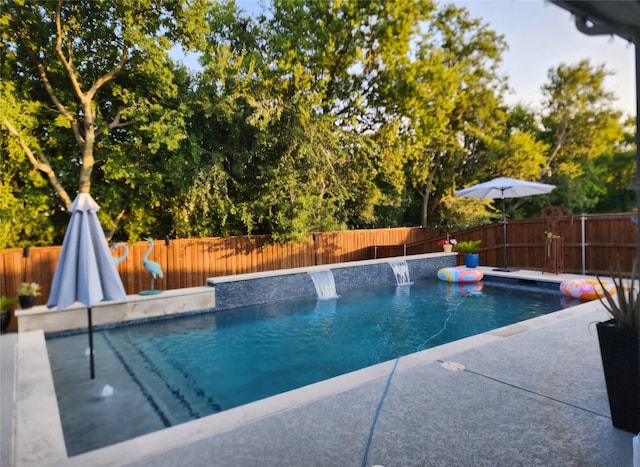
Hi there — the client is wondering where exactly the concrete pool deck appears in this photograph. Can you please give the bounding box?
[1,267,636,466]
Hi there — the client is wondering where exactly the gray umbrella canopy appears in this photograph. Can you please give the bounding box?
[455,177,556,200]
[456,177,556,271]
[47,193,126,378]
[48,193,126,310]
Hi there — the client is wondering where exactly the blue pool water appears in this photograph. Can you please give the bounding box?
[47,278,573,455]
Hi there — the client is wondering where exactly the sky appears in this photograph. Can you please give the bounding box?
[452,0,636,117]
[223,0,637,117]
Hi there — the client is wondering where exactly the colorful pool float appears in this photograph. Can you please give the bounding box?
[439,281,484,295]
[559,279,615,300]
[437,266,483,283]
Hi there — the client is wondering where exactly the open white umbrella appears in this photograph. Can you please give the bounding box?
[456,177,556,271]
[47,193,126,379]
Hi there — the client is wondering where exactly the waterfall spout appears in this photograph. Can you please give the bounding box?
[389,261,412,285]
[309,270,340,299]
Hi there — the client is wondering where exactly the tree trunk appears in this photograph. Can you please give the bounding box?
[420,188,430,227]
[78,99,95,194]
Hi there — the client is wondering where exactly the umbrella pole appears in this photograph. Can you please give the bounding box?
[88,307,95,379]
[502,197,508,269]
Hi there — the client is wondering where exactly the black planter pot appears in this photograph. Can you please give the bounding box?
[596,319,640,434]
[0,311,9,333]
[18,295,35,309]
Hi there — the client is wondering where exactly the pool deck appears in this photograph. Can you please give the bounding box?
[1,267,636,466]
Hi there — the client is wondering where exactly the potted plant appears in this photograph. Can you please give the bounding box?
[453,240,482,268]
[596,265,640,433]
[1,296,18,333]
[438,238,457,253]
[17,282,41,309]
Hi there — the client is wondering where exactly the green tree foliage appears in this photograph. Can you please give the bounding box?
[1,0,208,245]
[593,117,637,213]
[534,60,625,215]
[402,5,509,227]
[182,0,515,240]
[1,1,633,248]
[0,82,55,248]
[178,0,436,241]
[464,60,627,225]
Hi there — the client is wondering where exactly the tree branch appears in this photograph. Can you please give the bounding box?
[2,117,73,208]
[95,106,133,138]
[544,113,570,176]
[12,9,84,147]
[33,61,85,147]
[86,43,129,102]
[53,1,128,193]
[60,0,129,104]
[55,0,85,102]
[105,207,127,242]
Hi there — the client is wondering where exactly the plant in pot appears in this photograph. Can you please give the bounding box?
[1,296,18,333]
[596,265,640,434]
[17,282,41,309]
[438,238,457,253]
[453,240,482,268]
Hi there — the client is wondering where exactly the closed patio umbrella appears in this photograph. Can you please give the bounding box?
[47,193,126,379]
[455,177,556,271]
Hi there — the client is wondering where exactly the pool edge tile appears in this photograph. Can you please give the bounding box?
[15,331,67,467]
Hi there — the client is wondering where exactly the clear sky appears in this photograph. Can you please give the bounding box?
[228,0,636,117]
[451,0,636,117]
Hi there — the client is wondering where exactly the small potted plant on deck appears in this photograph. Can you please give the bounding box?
[596,264,640,433]
[438,238,457,253]
[453,240,482,268]
[1,296,18,333]
[17,282,41,309]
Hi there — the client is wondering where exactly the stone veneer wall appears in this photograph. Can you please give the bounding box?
[211,254,455,311]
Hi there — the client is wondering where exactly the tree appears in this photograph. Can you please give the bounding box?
[4,1,630,249]
[182,0,436,241]
[401,5,509,227]
[0,82,56,248]
[593,117,637,213]
[1,0,208,245]
[533,60,625,215]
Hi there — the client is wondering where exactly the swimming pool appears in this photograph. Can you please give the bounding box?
[46,276,572,455]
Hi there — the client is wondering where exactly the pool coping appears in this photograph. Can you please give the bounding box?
[15,286,216,334]
[13,267,606,466]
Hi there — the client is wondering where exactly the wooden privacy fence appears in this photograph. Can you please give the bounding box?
[0,227,430,306]
[1,214,637,307]
[475,212,638,275]
[373,212,637,275]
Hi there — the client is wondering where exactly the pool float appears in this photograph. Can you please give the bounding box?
[439,281,484,295]
[559,279,615,300]
[437,266,483,283]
